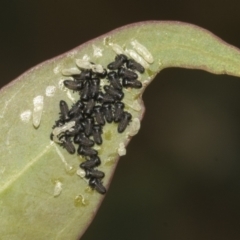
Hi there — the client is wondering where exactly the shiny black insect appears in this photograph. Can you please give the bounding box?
[72,70,92,81]
[118,67,138,80]
[93,106,105,125]
[89,78,100,99]
[63,80,84,91]
[103,85,124,101]
[122,78,142,89]
[102,103,113,123]
[84,169,105,179]
[89,178,106,194]
[107,71,122,90]
[126,59,145,73]
[84,117,94,136]
[78,146,98,156]
[107,54,128,70]
[74,132,94,147]
[96,92,115,104]
[61,137,75,154]
[59,100,70,121]
[80,156,101,169]
[80,81,91,101]
[118,112,132,133]
[68,100,85,118]
[114,102,125,122]
[66,122,84,137]
[92,125,102,145]
[84,99,95,116]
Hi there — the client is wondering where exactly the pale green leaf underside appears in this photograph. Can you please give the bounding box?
[1,21,240,240]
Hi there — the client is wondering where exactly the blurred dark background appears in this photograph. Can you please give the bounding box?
[1,1,240,239]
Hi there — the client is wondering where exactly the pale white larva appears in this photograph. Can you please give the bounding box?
[118,142,126,156]
[109,43,125,55]
[131,40,154,64]
[32,95,44,128]
[61,67,81,76]
[53,181,63,197]
[52,121,76,137]
[75,59,104,73]
[125,49,149,69]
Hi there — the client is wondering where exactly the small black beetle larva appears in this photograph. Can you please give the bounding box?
[65,122,84,137]
[84,99,95,116]
[80,81,91,101]
[89,178,106,194]
[122,78,142,89]
[92,125,103,145]
[63,80,84,91]
[84,169,105,179]
[103,85,124,101]
[102,103,113,123]
[96,92,115,104]
[93,106,105,126]
[84,117,94,136]
[126,59,145,73]
[118,112,132,133]
[77,146,98,156]
[59,100,70,121]
[74,132,94,147]
[118,67,138,80]
[107,54,127,70]
[89,78,100,98]
[114,102,125,122]
[68,100,85,118]
[107,71,122,90]
[61,137,76,154]
[80,156,101,169]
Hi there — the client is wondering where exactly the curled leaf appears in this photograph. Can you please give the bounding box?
[1,21,240,239]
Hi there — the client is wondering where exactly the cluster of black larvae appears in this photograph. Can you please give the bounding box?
[51,54,145,194]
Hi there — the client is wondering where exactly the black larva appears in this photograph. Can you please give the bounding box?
[80,156,101,169]
[92,125,103,145]
[107,71,122,90]
[89,78,100,99]
[84,117,94,136]
[80,156,101,170]
[103,85,124,101]
[84,169,105,179]
[64,80,84,91]
[122,78,142,89]
[68,100,85,117]
[74,132,94,147]
[50,53,145,194]
[107,54,127,70]
[118,67,138,80]
[96,92,115,104]
[114,102,125,123]
[93,106,105,126]
[102,103,113,123]
[126,59,145,73]
[80,81,91,101]
[84,99,95,116]
[89,178,106,194]
[118,112,132,133]
[61,137,76,154]
[77,146,98,156]
[59,100,70,121]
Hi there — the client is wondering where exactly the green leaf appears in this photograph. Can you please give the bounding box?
[1,21,240,239]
